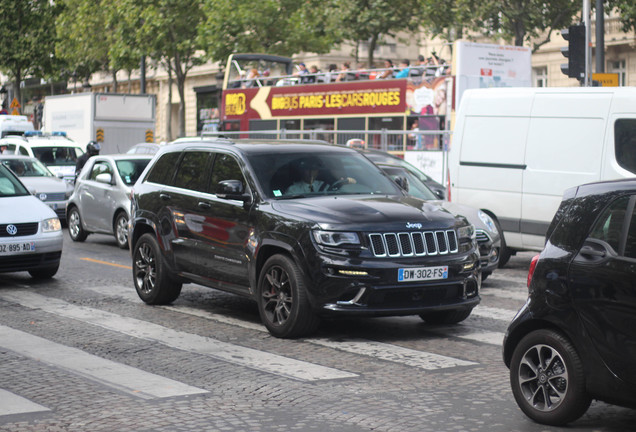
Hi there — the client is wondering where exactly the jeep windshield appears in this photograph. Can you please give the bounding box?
[246,151,402,199]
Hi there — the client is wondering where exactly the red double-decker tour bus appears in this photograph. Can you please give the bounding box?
[218,54,453,153]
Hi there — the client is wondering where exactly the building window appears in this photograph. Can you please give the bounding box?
[533,67,547,87]
[608,59,626,86]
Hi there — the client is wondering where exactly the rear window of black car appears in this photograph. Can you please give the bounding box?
[145,152,180,186]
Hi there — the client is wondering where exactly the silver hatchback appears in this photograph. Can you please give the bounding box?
[67,154,153,248]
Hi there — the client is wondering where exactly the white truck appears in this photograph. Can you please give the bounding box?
[42,93,156,154]
[449,86,636,266]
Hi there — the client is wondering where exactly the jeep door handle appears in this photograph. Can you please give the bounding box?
[197,201,211,210]
[580,245,606,258]
[159,193,171,201]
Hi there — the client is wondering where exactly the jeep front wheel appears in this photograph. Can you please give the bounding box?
[257,254,319,338]
[132,233,182,304]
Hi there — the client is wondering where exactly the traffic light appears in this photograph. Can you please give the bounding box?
[560,24,585,81]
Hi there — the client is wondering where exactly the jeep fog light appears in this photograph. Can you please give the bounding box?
[462,261,477,271]
[338,269,369,276]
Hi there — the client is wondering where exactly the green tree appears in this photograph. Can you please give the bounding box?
[336,0,423,67]
[0,0,59,108]
[123,0,206,137]
[200,0,341,62]
[458,0,580,51]
[56,0,111,89]
[607,0,636,32]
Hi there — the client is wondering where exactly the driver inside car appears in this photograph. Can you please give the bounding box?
[286,157,325,194]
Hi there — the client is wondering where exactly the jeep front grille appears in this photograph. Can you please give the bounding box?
[368,230,458,257]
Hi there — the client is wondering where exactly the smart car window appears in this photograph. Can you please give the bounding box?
[615,119,636,174]
[209,153,245,194]
[589,196,630,253]
[89,162,112,180]
[116,159,151,186]
[146,152,180,186]
[174,151,211,192]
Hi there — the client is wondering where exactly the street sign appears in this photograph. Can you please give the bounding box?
[592,73,619,87]
[145,129,154,143]
[9,98,20,109]
[96,127,104,142]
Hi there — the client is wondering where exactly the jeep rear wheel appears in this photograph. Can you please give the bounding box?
[257,254,319,338]
[133,233,182,304]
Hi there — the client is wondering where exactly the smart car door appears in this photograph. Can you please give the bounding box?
[77,160,116,232]
[569,194,636,385]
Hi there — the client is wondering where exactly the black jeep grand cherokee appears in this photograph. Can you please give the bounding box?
[129,139,480,338]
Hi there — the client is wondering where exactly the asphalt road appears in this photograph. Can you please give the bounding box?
[1,229,635,432]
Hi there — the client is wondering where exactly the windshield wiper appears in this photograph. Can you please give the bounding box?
[277,194,308,200]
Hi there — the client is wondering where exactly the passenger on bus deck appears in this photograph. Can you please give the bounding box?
[394,59,410,78]
[376,59,394,79]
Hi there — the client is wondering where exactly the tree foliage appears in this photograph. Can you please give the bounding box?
[56,0,111,85]
[607,0,636,32]
[336,0,423,67]
[200,0,342,62]
[0,0,59,103]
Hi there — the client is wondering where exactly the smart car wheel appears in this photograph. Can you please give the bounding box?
[257,254,320,338]
[510,329,591,426]
[114,212,129,249]
[419,308,472,324]
[133,233,182,305]
[67,206,88,242]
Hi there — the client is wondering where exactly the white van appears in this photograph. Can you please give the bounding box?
[449,87,636,265]
[0,114,35,137]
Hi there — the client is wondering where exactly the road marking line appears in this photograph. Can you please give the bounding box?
[481,287,528,302]
[87,285,479,370]
[311,338,476,369]
[425,326,504,346]
[0,389,50,416]
[0,325,207,400]
[80,257,132,270]
[472,305,517,322]
[0,290,356,382]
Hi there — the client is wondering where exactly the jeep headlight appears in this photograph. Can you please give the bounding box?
[42,217,62,232]
[457,224,475,240]
[478,210,496,233]
[313,230,360,247]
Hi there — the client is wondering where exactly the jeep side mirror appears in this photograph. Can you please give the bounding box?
[216,179,251,203]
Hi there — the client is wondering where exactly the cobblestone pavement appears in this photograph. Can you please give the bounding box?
[1,231,635,431]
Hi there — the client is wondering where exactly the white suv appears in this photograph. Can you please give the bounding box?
[0,132,85,183]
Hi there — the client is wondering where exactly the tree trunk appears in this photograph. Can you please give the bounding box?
[112,70,118,93]
[174,56,187,138]
[367,34,378,68]
[166,64,173,141]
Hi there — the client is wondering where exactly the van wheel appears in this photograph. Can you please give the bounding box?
[419,308,472,324]
[114,212,129,249]
[510,329,591,426]
[68,206,88,242]
[493,217,510,268]
[132,233,182,304]
[257,254,320,338]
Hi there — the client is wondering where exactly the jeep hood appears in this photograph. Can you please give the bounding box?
[270,195,462,231]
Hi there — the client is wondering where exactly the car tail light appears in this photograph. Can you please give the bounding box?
[527,254,540,288]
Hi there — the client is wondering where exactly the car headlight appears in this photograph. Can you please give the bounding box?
[478,210,496,233]
[42,217,62,232]
[313,230,360,247]
[457,224,475,240]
